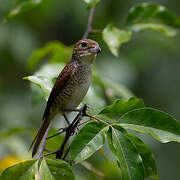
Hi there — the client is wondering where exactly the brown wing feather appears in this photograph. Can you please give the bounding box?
[30,61,76,157]
[43,61,76,120]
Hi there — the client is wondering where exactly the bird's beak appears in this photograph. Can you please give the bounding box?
[90,45,101,54]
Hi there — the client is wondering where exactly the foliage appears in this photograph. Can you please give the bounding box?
[102,2,180,56]
[103,23,132,56]
[69,121,109,163]
[1,0,180,180]
[126,3,180,37]
[3,96,180,179]
[0,158,75,180]
[27,41,72,70]
[99,97,145,116]
[5,0,43,21]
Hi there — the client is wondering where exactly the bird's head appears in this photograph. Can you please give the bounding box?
[72,39,101,63]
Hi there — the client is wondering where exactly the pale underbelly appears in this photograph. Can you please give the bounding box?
[64,82,90,110]
[50,74,91,114]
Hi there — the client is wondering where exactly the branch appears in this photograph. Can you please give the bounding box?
[83,7,97,39]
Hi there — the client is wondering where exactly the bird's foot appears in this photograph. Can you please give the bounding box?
[47,104,88,140]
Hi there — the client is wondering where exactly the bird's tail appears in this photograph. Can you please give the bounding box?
[30,116,51,157]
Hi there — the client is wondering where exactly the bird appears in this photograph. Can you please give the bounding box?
[30,39,101,157]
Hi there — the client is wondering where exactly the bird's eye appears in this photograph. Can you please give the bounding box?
[80,42,87,48]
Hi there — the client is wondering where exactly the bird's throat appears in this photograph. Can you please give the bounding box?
[79,54,96,64]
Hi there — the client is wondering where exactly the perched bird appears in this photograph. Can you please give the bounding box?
[30,39,101,157]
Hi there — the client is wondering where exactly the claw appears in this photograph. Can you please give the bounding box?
[85,103,91,111]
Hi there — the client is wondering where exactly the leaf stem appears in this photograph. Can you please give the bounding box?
[86,113,110,126]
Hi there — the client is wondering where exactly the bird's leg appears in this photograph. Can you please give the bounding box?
[47,104,88,140]
[56,104,88,159]
[63,104,89,131]
[77,112,93,129]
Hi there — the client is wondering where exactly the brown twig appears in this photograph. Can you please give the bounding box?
[83,6,97,39]
[86,113,110,125]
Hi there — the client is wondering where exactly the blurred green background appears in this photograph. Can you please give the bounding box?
[0,0,180,179]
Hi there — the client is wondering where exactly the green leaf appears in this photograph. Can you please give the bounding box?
[23,75,53,101]
[108,126,144,180]
[126,132,158,179]
[6,0,42,21]
[103,23,131,56]
[69,121,109,163]
[0,160,37,180]
[82,0,101,9]
[27,41,72,70]
[33,63,65,79]
[24,63,65,101]
[99,97,145,116]
[126,2,180,37]
[117,108,180,143]
[39,158,75,180]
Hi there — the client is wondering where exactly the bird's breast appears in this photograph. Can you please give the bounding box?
[64,64,92,109]
[52,64,92,113]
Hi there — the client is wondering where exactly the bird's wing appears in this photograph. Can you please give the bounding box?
[43,61,77,120]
